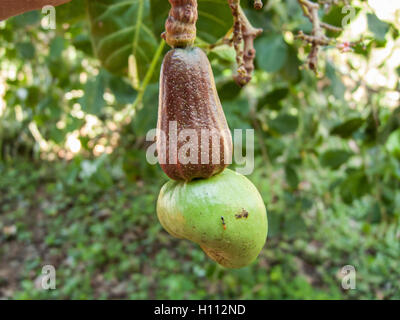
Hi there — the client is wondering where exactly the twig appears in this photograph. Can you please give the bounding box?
[228,0,263,86]
[228,0,244,78]
[296,0,342,72]
[320,22,342,32]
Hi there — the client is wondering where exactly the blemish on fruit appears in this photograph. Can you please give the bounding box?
[235,209,249,219]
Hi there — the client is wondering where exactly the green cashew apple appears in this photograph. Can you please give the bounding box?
[157,169,268,268]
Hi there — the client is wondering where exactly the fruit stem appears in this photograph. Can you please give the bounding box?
[162,0,198,48]
[126,40,166,118]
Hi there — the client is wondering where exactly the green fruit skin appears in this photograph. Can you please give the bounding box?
[157,169,268,268]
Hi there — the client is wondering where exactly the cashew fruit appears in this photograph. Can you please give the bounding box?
[157,47,233,181]
[157,169,268,268]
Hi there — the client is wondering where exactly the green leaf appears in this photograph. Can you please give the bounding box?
[379,106,400,143]
[26,86,40,109]
[257,87,289,110]
[330,117,364,138]
[282,45,302,84]
[285,164,299,189]
[48,127,66,144]
[284,214,307,238]
[36,96,61,122]
[363,112,379,143]
[132,84,158,137]
[225,99,251,130]
[340,170,370,204]
[210,45,236,63]
[65,114,85,133]
[367,13,389,42]
[49,37,65,61]
[109,75,137,105]
[326,62,345,100]
[72,34,94,56]
[196,0,233,43]
[10,11,40,28]
[322,5,346,30]
[320,149,352,169]
[16,42,35,60]
[79,70,108,115]
[268,114,298,135]
[255,34,288,73]
[87,0,160,82]
[218,81,242,101]
[367,201,382,224]
[55,0,86,26]
[386,128,400,158]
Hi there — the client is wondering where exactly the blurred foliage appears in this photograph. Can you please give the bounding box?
[0,0,400,299]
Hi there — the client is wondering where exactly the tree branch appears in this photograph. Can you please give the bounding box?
[296,0,342,72]
[228,0,263,87]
